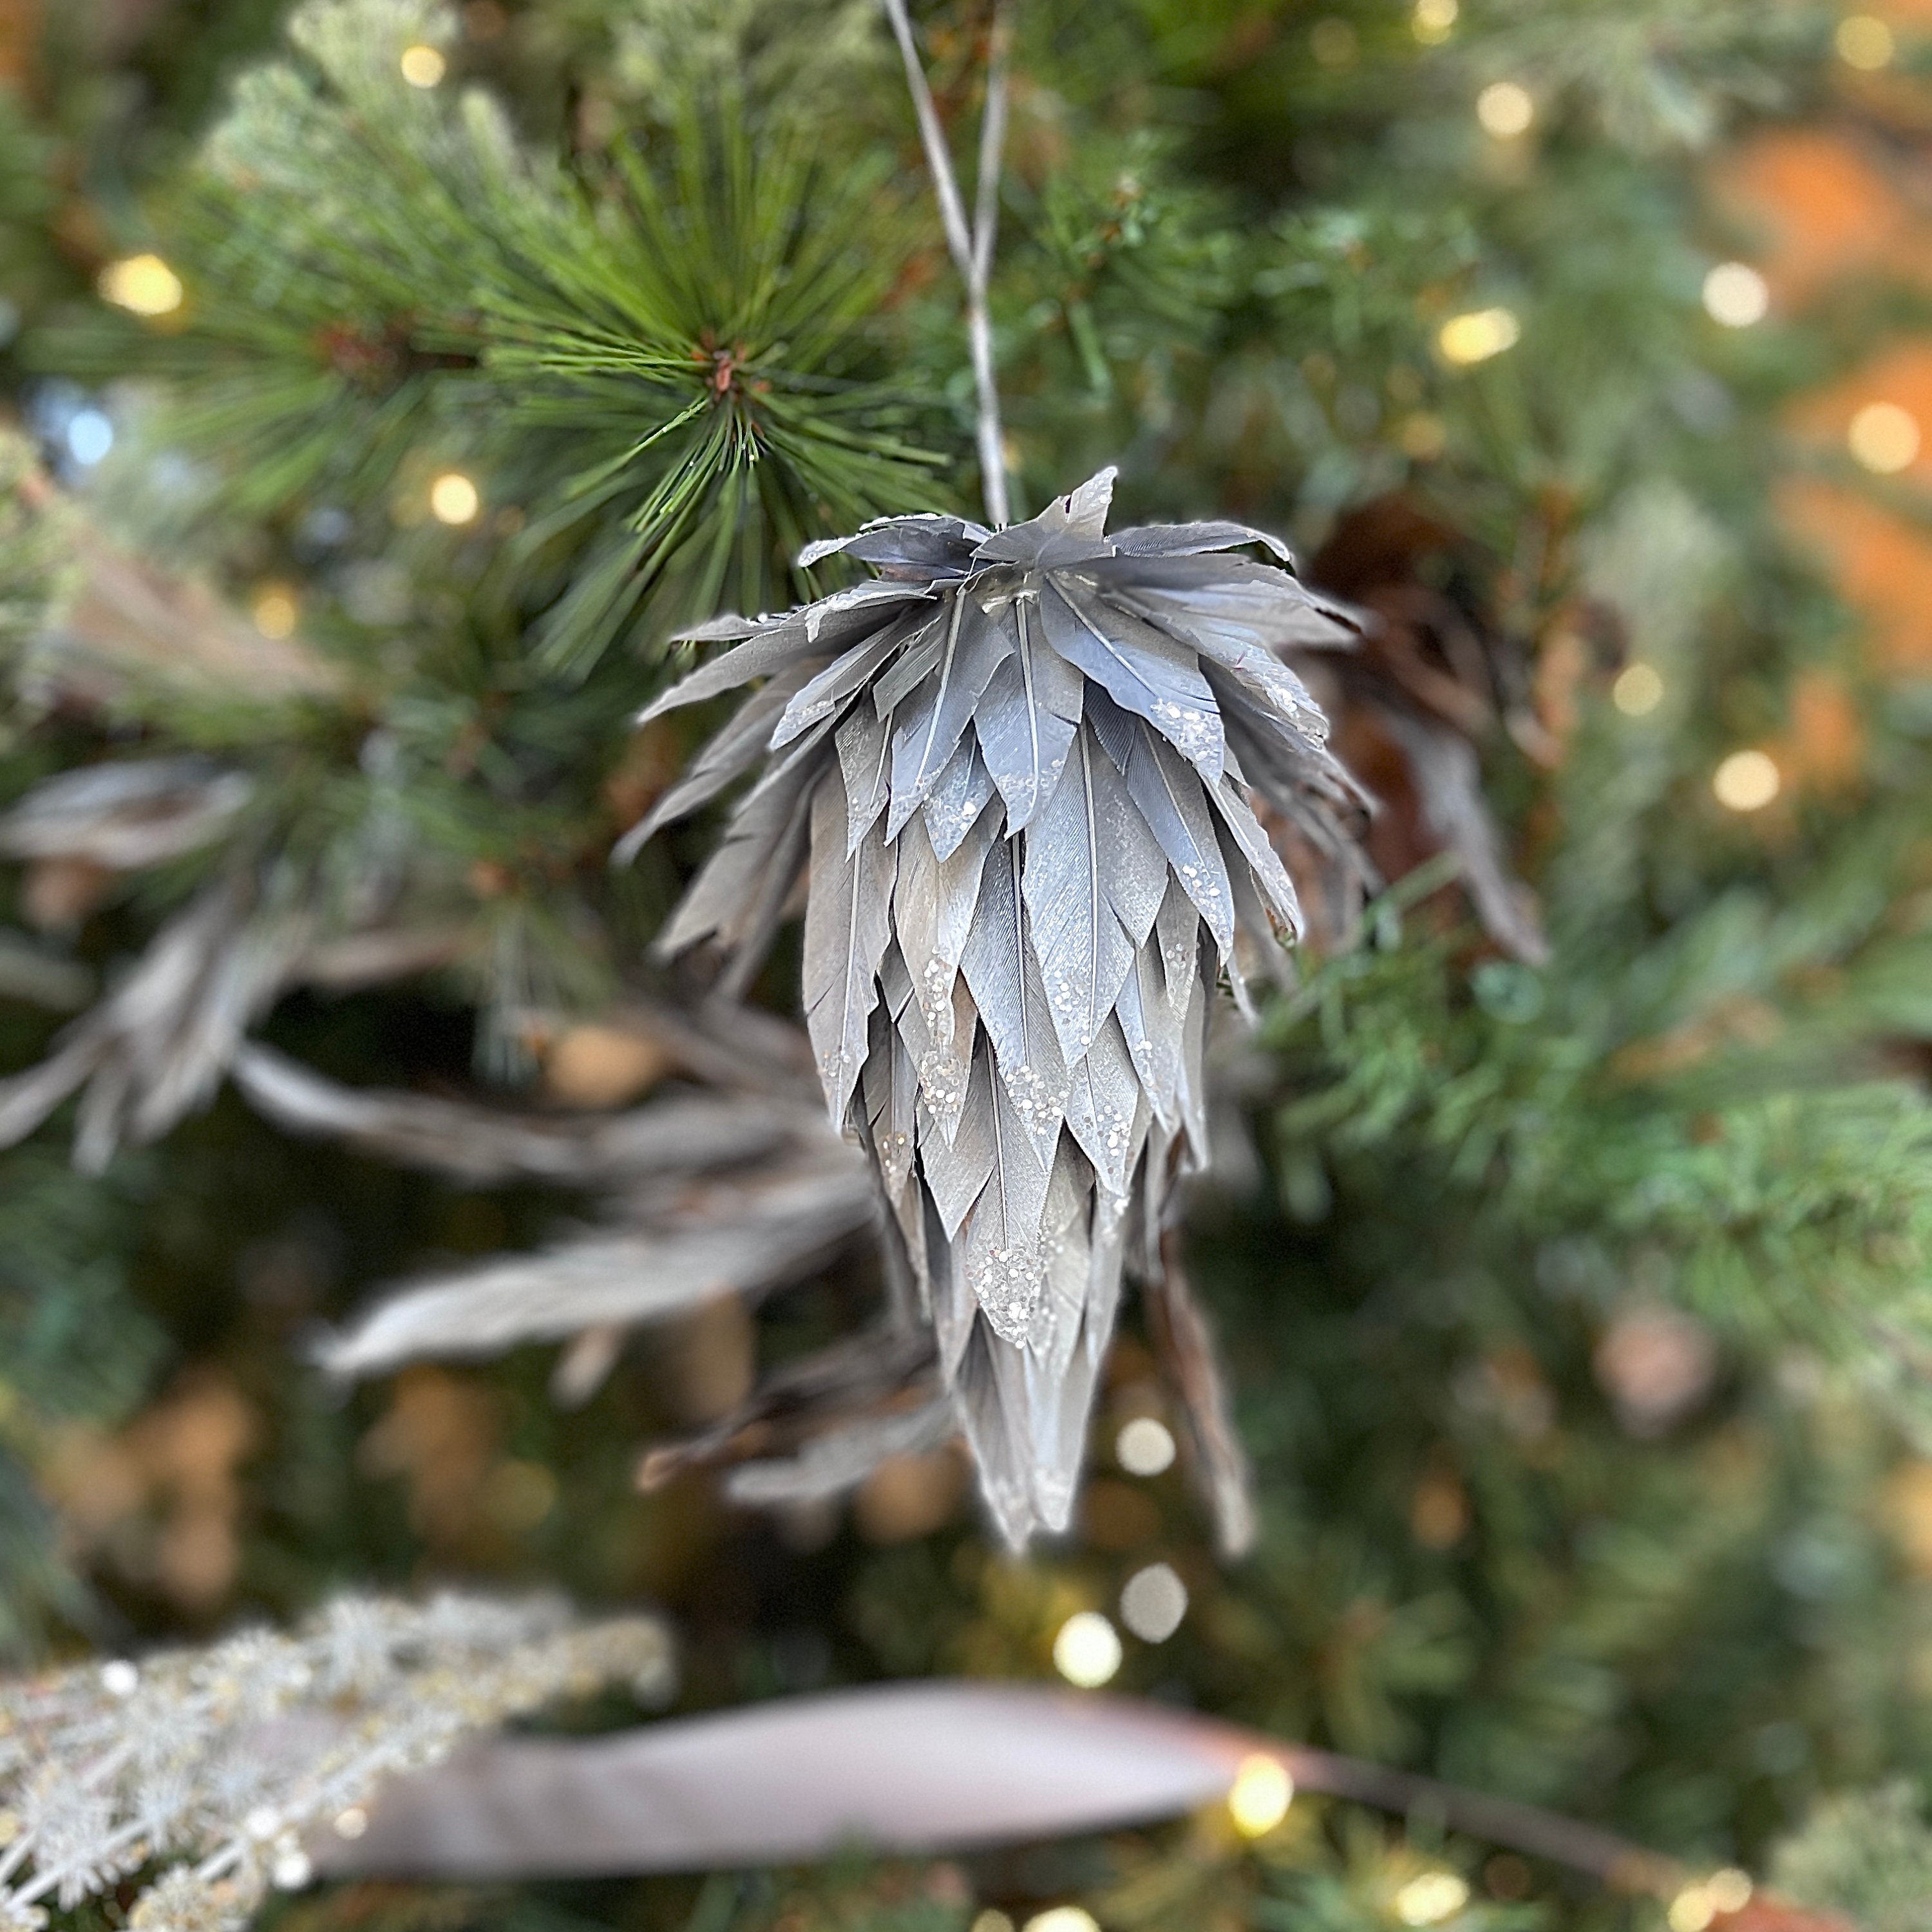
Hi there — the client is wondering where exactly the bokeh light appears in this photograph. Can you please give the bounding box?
[1022,1911,1099,1932]
[1707,1870,1753,1913]
[1119,1562,1188,1641]
[1226,1754,1294,1837]
[430,471,482,524]
[1835,14,1895,69]
[66,410,113,467]
[97,254,183,317]
[1310,18,1359,68]
[1712,750,1781,812]
[1412,0,1457,43]
[1476,82,1534,137]
[1612,663,1665,715]
[1437,307,1520,365]
[1702,261,1768,327]
[251,586,299,639]
[400,43,447,86]
[1052,1612,1122,1687]
[1848,401,1920,474]
[1669,1885,1716,1932]
[1394,1872,1471,1926]
[1115,1416,1175,1475]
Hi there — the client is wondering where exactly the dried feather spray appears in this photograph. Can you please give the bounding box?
[0,1592,669,1932]
[630,467,1367,1546]
[1301,494,1550,962]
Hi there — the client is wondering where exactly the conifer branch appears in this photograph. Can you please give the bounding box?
[882,0,1011,527]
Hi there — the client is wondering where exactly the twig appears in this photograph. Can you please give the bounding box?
[882,0,1012,526]
[1279,1742,1689,1893]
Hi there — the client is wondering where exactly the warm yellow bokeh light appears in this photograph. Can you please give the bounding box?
[400,43,448,86]
[1052,1612,1122,1688]
[430,471,482,524]
[1021,1910,1099,1932]
[1437,308,1520,366]
[1848,401,1921,475]
[1399,412,1446,459]
[1712,750,1781,813]
[1412,0,1458,43]
[251,586,299,639]
[1702,262,1768,328]
[969,1914,1015,1932]
[1476,81,1535,137]
[1706,1870,1752,1914]
[1393,1871,1471,1926]
[97,254,184,317]
[1835,14,1895,69]
[1227,1754,1294,1837]
[1612,663,1665,716]
[1668,1886,1716,1932]
[1115,1416,1176,1476]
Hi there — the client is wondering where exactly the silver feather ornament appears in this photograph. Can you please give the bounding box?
[633,468,1367,1546]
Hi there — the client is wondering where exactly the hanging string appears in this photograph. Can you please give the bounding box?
[881,0,1012,527]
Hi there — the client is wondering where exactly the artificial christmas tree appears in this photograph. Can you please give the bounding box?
[5,0,1932,1928]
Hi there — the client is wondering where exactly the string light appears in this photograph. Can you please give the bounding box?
[66,410,113,466]
[1119,1562,1188,1641]
[99,1661,138,1698]
[1707,1870,1753,1913]
[1310,18,1359,67]
[1712,750,1780,813]
[1701,262,1768,328]
[1612,663,1664,715]
[1226,1755,1294,1837]
[1394,1871,1471,1926]
[97,254,183,317]
[1848,401,1920,474]
[1412,0,1457,43]
[1115,1416,1176,1475]
[1399,412,1446,459]
[1668,1885,1716,1932]
[1835,14,1895,69]
[430,471,482,524]
[1022,1911,1099,1932]
[1437,307,1520,366]
[251,585,299,639]
[1476,81,1534,137]
[270,1848,314,1891]
[399,43,447,86]
[1052,1612,1122,1687]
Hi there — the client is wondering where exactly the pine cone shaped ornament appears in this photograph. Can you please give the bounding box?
[631,469,1365,1545]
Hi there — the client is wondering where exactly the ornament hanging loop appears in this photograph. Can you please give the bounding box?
[882,0,1012,527]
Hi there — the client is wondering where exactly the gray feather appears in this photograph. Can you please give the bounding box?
[801,768,896,1128]
[1039,579,1224,778]
[1022,732,1139,1065]
[922,734,999,862]
[885,598,1010,839]
[971,598,1081,833]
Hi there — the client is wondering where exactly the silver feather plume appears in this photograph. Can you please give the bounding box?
[631,468,1367,1546]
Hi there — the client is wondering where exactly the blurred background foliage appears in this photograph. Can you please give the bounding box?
[8,0,1932,1926]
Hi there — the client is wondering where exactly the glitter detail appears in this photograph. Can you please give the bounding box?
[1150,697,1220,766]
[970,1238,1047,1343]
[916,1047,968,1126]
